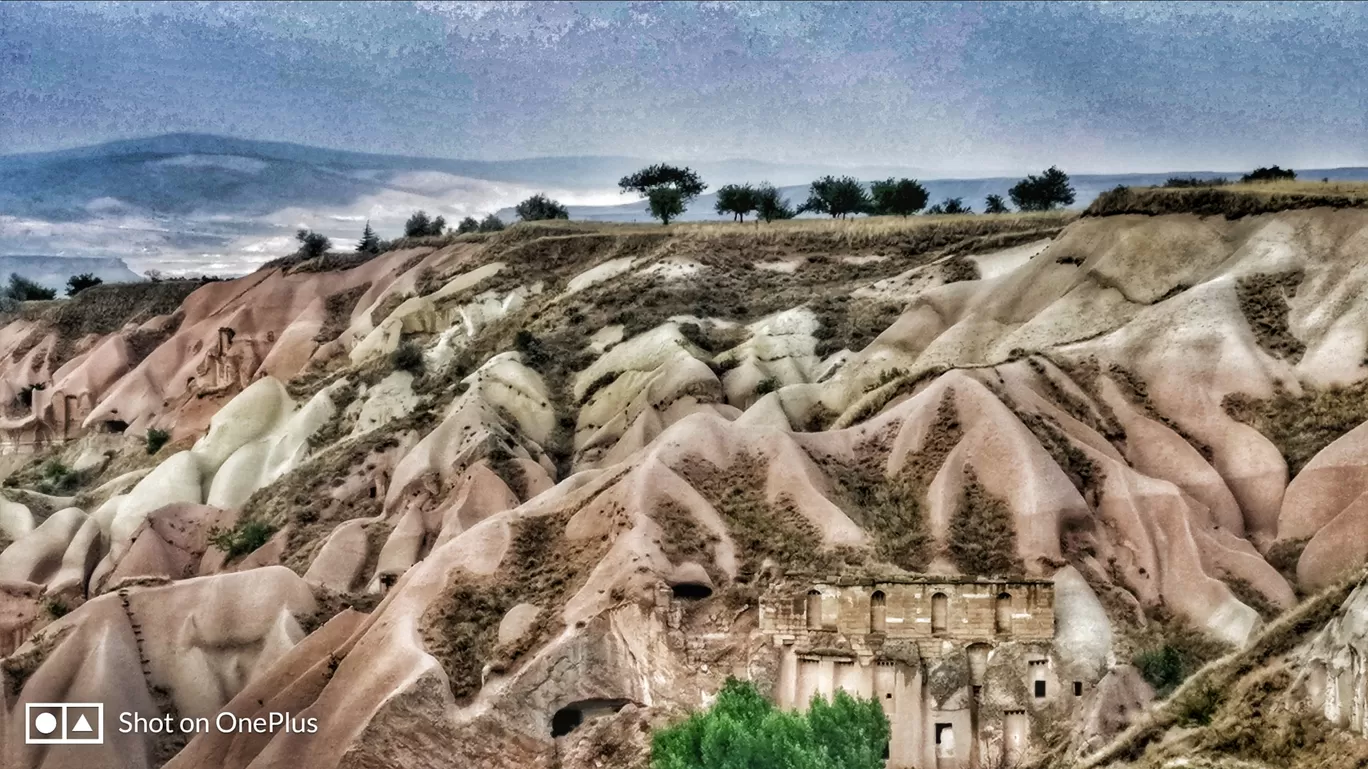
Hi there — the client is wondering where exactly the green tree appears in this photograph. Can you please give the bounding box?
[868,177,929,217]
[798,175,870,219]
[456,216,480,234]
[356,221,381,254]
[926,197,971,215]
[619,164,707,225]
[651,678,888,769]
[5,274,56,301]
[647,188,686,226]
[295,229,331,258]
[1241,165,1296,183]
[65,273,103,296]
[404,210,446,237]
[755,183,796,223]
[715,183,759,222]
[1008,166,1076,211]
[478,214,506,233]
[515,194,570,221]
[984,194,1010,214]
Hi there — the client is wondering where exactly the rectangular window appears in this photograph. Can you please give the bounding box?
[1073,681,1083,696]
[1034,680,1047,698]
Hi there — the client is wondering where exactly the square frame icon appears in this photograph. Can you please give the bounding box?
[25,703,104,745]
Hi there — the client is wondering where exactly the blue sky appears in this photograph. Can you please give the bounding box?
[2,1,1366,174]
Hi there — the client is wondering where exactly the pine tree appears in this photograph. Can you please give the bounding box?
[356,221,381,254]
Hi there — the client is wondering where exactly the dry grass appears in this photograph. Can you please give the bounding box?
[1074,572,1363,769]
[1223,381,1368,477]
[1086,180,1368,219]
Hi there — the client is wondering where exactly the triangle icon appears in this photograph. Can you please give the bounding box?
[72,714,93,733]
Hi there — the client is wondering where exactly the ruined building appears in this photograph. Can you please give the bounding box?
[761,576,1077,769]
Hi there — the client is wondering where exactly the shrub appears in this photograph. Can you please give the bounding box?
[478,214,506,233]
[755,376,781,395]
[651,677,889,769]
[868,178,929,217]
[208,518,278,560]
[405,210,447,237]
[798,175,870,219]
[1164,176,1229,188]
[1009,166,1076,211]
[456,216,480,234]
[145,427,170,455]
[295,229,331,259]
[1241,165,1296,183]
[715,183,759,222]
[515,194,569,222]
[984,194,1010,214]
[65,273,103,296]
[946,467,1022,576]
[391,340,426,375]
[6,274,55,301]
[43,597,69,619]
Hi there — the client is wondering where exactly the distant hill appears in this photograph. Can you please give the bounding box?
[0,133,925,276]
[6,133,1367,274]
[0,255,142,291]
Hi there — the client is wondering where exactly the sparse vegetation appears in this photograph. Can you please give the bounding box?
[1235,269,1304,361]
[1086,180,1368,218]
[390,340,426,375]
[1164,176,1229,188]
[1224,380,1368,477]
[947,467,1023,577]
[208,518,279,560]
[145,428,170,455]
[65,273,103,296]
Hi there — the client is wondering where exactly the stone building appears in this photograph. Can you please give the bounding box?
[760,575,1072,769]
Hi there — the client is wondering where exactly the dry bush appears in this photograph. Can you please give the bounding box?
[1235,270,1305,361]
[1224,381,1368,476]
[1085,181,1368,219]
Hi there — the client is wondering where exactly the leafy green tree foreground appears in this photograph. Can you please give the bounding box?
[652,678,889,769]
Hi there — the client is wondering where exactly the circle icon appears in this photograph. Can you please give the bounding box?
[34,712,58,735]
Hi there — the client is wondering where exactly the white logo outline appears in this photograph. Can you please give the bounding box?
[25,703,104,745]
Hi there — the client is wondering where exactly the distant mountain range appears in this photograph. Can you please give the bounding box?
[0,256,142,291]
[4,133,1367,275]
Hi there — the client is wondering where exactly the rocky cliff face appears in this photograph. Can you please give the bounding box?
[2,208,1368,768]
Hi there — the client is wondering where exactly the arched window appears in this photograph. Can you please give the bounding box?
[870,590,887,633]
[995,592,1013,635]
[806,590,822,630]
[931,592,948,636]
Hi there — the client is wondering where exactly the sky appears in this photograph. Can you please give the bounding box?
[2,1,1367,175]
